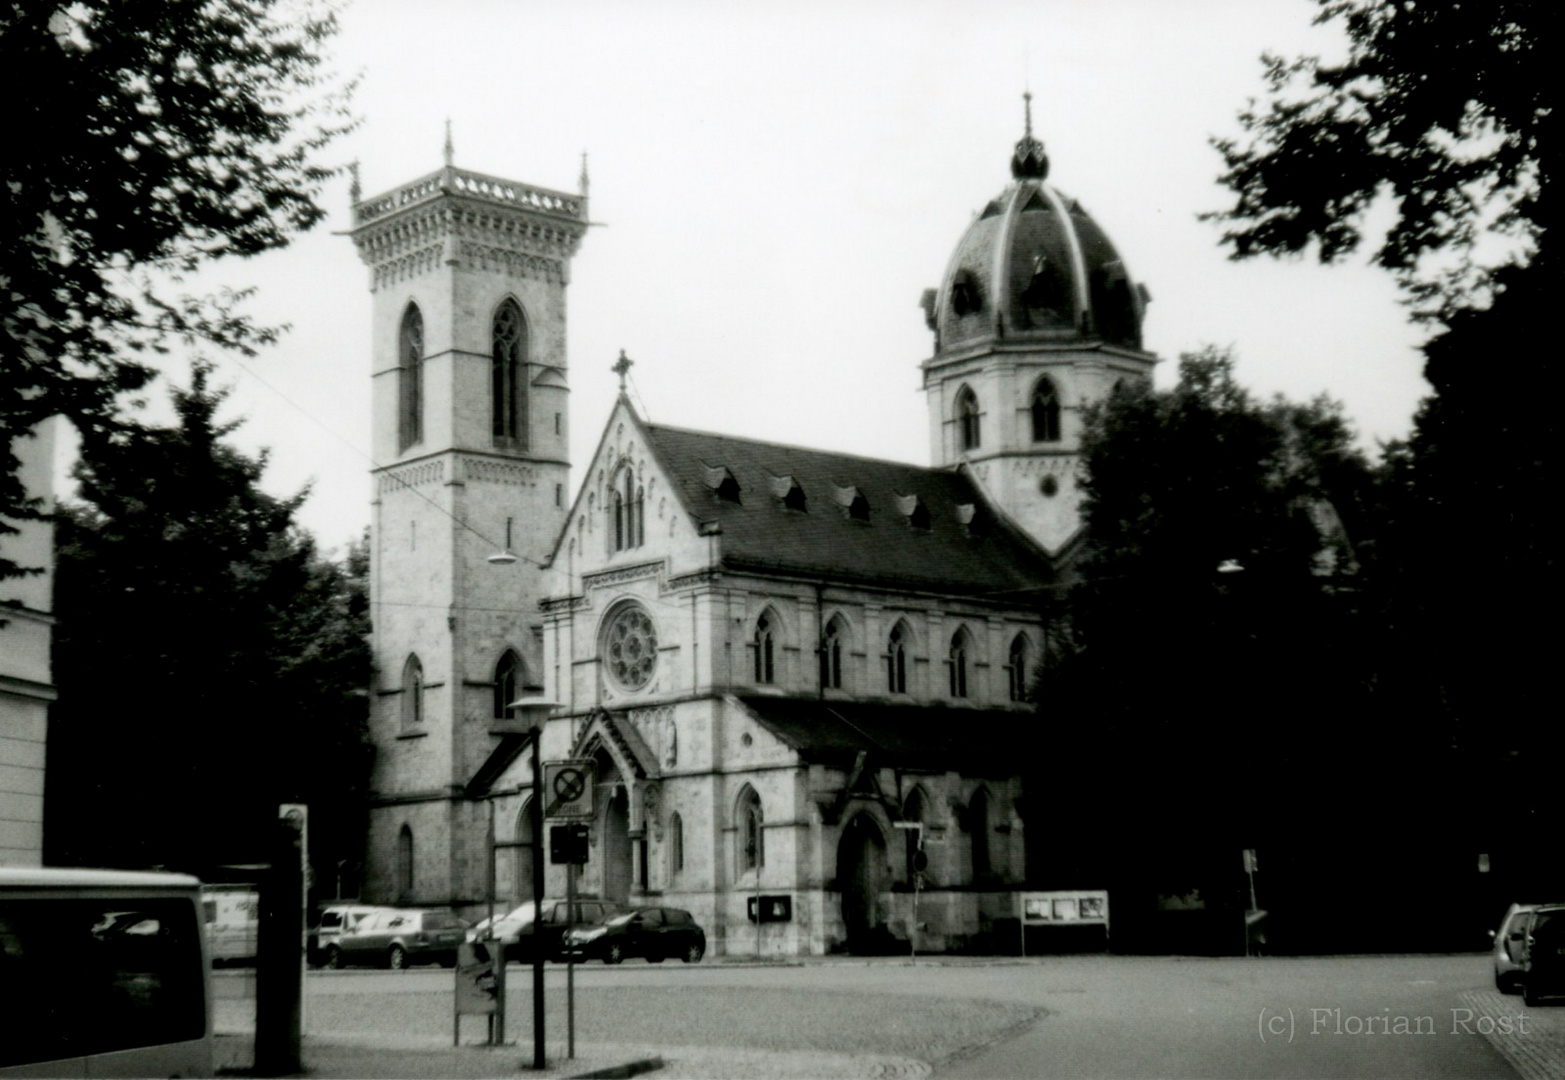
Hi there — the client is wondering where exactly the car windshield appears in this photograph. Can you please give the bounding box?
[605,912,638,927]
[500,903,536,925]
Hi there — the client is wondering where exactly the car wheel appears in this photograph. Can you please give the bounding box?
[682,940,705,964]
[388,945,407,971]
[325,946,343,970]
[605,942,625,964]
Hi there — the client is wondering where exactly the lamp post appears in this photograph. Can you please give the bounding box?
[507,695,556,1070]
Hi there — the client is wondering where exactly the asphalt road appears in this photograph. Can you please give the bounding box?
[227,953,1559,1078]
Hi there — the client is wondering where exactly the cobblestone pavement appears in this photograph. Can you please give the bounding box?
[1456,989,1565,1080]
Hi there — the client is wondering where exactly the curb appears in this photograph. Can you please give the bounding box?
[564,1058,665,1079]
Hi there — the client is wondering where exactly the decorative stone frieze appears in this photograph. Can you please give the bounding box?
[463,457,539,487]
[378,460,445,493]
[582,560,662,592]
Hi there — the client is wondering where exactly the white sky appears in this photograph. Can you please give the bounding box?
[72,0,1432,552]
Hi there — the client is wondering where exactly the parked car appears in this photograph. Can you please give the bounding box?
[562,906,706,964]
[201,884,259,967]
[467,898,623,961]
[328,908,469,970]
[1492,903,1541,993]
[1522,904,1565,1007]
[310,904,396,967]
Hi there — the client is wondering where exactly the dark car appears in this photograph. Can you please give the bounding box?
[1523,905,1565,1006]
[467,898,622,961]
[561,906,706,964]
[330,908,468,970]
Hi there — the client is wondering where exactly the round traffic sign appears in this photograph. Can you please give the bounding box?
[552,767,587,804]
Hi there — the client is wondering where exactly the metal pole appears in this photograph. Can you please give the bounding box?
[530,730,545,1070]
[566,860,576,1058]
[486,800,497,1046]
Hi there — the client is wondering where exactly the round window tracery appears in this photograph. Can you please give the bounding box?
[604,603,658,691]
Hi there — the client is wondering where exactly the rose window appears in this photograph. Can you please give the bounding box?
[605,603,657,691]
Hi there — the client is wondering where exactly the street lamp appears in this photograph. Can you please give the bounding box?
[505,694,556,1070]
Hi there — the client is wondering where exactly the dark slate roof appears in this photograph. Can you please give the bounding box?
[737,695,1030,776]
[643,423,1054,599]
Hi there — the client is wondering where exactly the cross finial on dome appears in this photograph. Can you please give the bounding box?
[1011,91,1049,180]
[612,349,633,392]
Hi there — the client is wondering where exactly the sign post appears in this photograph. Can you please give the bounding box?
[893,822,924,960]
[545,759,593,1060]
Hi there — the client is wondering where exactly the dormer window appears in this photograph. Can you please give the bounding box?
[895,493,931,531]
[768,473,807,513]
[950,269,982,317]
[833,484,870,523]
[702,463,741,503]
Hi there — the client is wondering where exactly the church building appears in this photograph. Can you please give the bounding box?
[350,103,1156,954]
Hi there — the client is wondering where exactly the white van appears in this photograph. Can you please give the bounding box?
[202,883,260,965]
[0,867,213,1078]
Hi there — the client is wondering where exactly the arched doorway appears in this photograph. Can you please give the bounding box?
[836,812,888,951]
[600,785,632,903]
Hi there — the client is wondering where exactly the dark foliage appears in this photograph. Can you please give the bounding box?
[45,364,372,883]
[2,0,354,577]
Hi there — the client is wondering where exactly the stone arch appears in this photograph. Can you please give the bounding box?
[836,811,890,951]
[734,784,765,882]
[511,797,536,906]
[491,296,529,447]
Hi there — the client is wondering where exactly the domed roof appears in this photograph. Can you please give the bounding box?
[929,99,1148,353]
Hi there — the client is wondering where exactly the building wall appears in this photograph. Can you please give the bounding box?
[0,421,57,867]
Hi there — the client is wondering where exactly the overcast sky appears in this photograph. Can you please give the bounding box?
[75,0,1432,551]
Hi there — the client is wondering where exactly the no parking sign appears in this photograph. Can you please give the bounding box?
[543,759,595,819]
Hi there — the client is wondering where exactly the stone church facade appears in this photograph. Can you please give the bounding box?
[351,106,1156,955]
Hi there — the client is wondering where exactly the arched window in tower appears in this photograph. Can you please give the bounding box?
[611,464,642,552]
[492,299,529,447]
[753,612,776,685]
[956,386,981,451]
[886,622,909,694]
[397,824,414,900]
[736,786,764,878]
[948,630,970,698]
[819,616,845,690]
[1007,634,1030,703]
[401,654,424,729]
[1031,378,1062,442]
[494,650,522,719]
[398,304,424,452]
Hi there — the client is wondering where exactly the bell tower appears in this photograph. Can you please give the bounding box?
[349,146,589,907]
[922,96,1156,554]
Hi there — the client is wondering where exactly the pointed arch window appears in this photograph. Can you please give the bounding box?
[737,787,764,877]
[948,630,970,698]
[969,790,991,881]
[397,825,415,899]
[398,304,424,452]
[753,612,776,685]
[668,812,684,877]
[494,650,521,719]
[819,616,845,690]
[957,386,981,451]
[401,654,424,728]
[1006,634,1030,703]
[903,789,926,883]
[1031,378,1061,442]
[492,299,528,447]
[611,464,643,552]
[886,622,909,694]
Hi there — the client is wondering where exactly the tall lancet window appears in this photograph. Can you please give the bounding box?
[398,304,424,452]
[1031,378,1061,442]
[492,300,528,447]
[957,386,981,451]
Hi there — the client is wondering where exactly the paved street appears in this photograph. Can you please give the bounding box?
[217,954,1563,1078]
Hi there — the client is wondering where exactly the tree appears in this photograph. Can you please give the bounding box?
[1205,0,1549,320]
[2,0,354,578]
[1042,349,1384,817]
[46,363,371,884]
[1206,0,1558,833]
